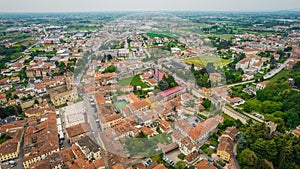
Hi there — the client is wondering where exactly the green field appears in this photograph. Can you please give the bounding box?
[114,101,127,112]
[118,77,134,86]
[130,75,150,88]
[207,34,234,40]
[147,32,173,39]
[183,56,232,67]
[118,75,150,88]
[269,70,290,82]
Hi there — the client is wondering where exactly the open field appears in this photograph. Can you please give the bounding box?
[183,56,232,67]
[117,77,133,86]
[147,32,174,39]
[206,34,234,40]
[114,101,127,112]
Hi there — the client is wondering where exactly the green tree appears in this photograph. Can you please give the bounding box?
[158,80,169,91]
[175,160,185,169]
[254,159,271,169]
[238,148,257,168]
[285,109,300,128]
[251,138,277,161]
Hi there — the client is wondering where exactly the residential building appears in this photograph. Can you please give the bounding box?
[217,126,239,162]
[22,112,59,168]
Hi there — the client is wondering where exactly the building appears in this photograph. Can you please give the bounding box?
[209,73,222,83]
[217,126,239,162]
[66,123,91,144]
[22,112,59,168]
[187,116,223,144]
[0,120,25,162]
[0,93,7,104]
[195,160,216,169]
[48,72,78,106]
[76,136,102,160]
[100,114,123,130]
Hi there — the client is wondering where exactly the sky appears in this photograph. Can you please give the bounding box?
[0,0,300,13]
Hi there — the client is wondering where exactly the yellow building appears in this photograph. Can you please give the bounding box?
[0,139,20,162]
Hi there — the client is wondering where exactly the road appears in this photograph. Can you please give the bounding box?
[263,58,290,79]
[83,94,101,145]
[83,93,110,169]
[226,80,255,88]
[13,125,26,169]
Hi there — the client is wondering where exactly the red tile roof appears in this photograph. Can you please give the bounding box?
[158,86,182,97]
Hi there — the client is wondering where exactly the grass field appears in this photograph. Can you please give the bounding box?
[207,34,234,40]
[183,56,232,67]
[114,101,127,112]
[130,75,150,88]
[147,32,173,39]
[269,70,290,82]
[118,77,134,86]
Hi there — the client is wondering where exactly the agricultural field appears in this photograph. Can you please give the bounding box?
[183,56,232,67]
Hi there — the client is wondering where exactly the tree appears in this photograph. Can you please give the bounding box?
[238,148,257,168]
[202,99,211,109]
[254,159,272,169]
[251,138,277,161]
[174,160,185,169]
[158,80,169,91]
[285,109,300,128]
[261,101,282,114]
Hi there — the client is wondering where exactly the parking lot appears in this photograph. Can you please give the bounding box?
[164,149,181,165]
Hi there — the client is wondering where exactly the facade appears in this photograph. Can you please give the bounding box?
[217,126,239,162]
[48,72,78,106]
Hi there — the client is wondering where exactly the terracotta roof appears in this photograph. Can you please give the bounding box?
[94,158,105,168]
[188,116,223,141]
[66,123,90,138]
[129,100,148,111]
[140,126,155,136]
[0,93,6,99]
[153,164,167,169]
[185,151,200,162]
[158,86,182,97]
[112,163,125,169]
[195,160,216,169]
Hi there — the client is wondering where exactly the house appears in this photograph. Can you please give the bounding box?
[0,78,10,85]
[242,72,254,81]
[209,73,222,83]
[187,116,223,144]
[179,137,197,155]
[128,99,149,113]
[256,81,268,90]
[34,83,47,95]
[185,151,200,165]
[100,114,122,130]
[217,137,233,162]
[135,109,158,126]
[153,164,167,169]
[22,112,59,168]
[195,160,216,169]
[76,136,102,160]
[158,86,182,99]
[66,123,91,143]
[140,126,156,137]
[0,93,7,104]
[235,57,251,70]
[217,126,239,162]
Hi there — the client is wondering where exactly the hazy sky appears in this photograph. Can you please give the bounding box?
[1,0,300,12]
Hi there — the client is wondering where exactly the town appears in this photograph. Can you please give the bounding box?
[0,11,300,169]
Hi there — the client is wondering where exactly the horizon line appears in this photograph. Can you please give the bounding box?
[0,9,300,14]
